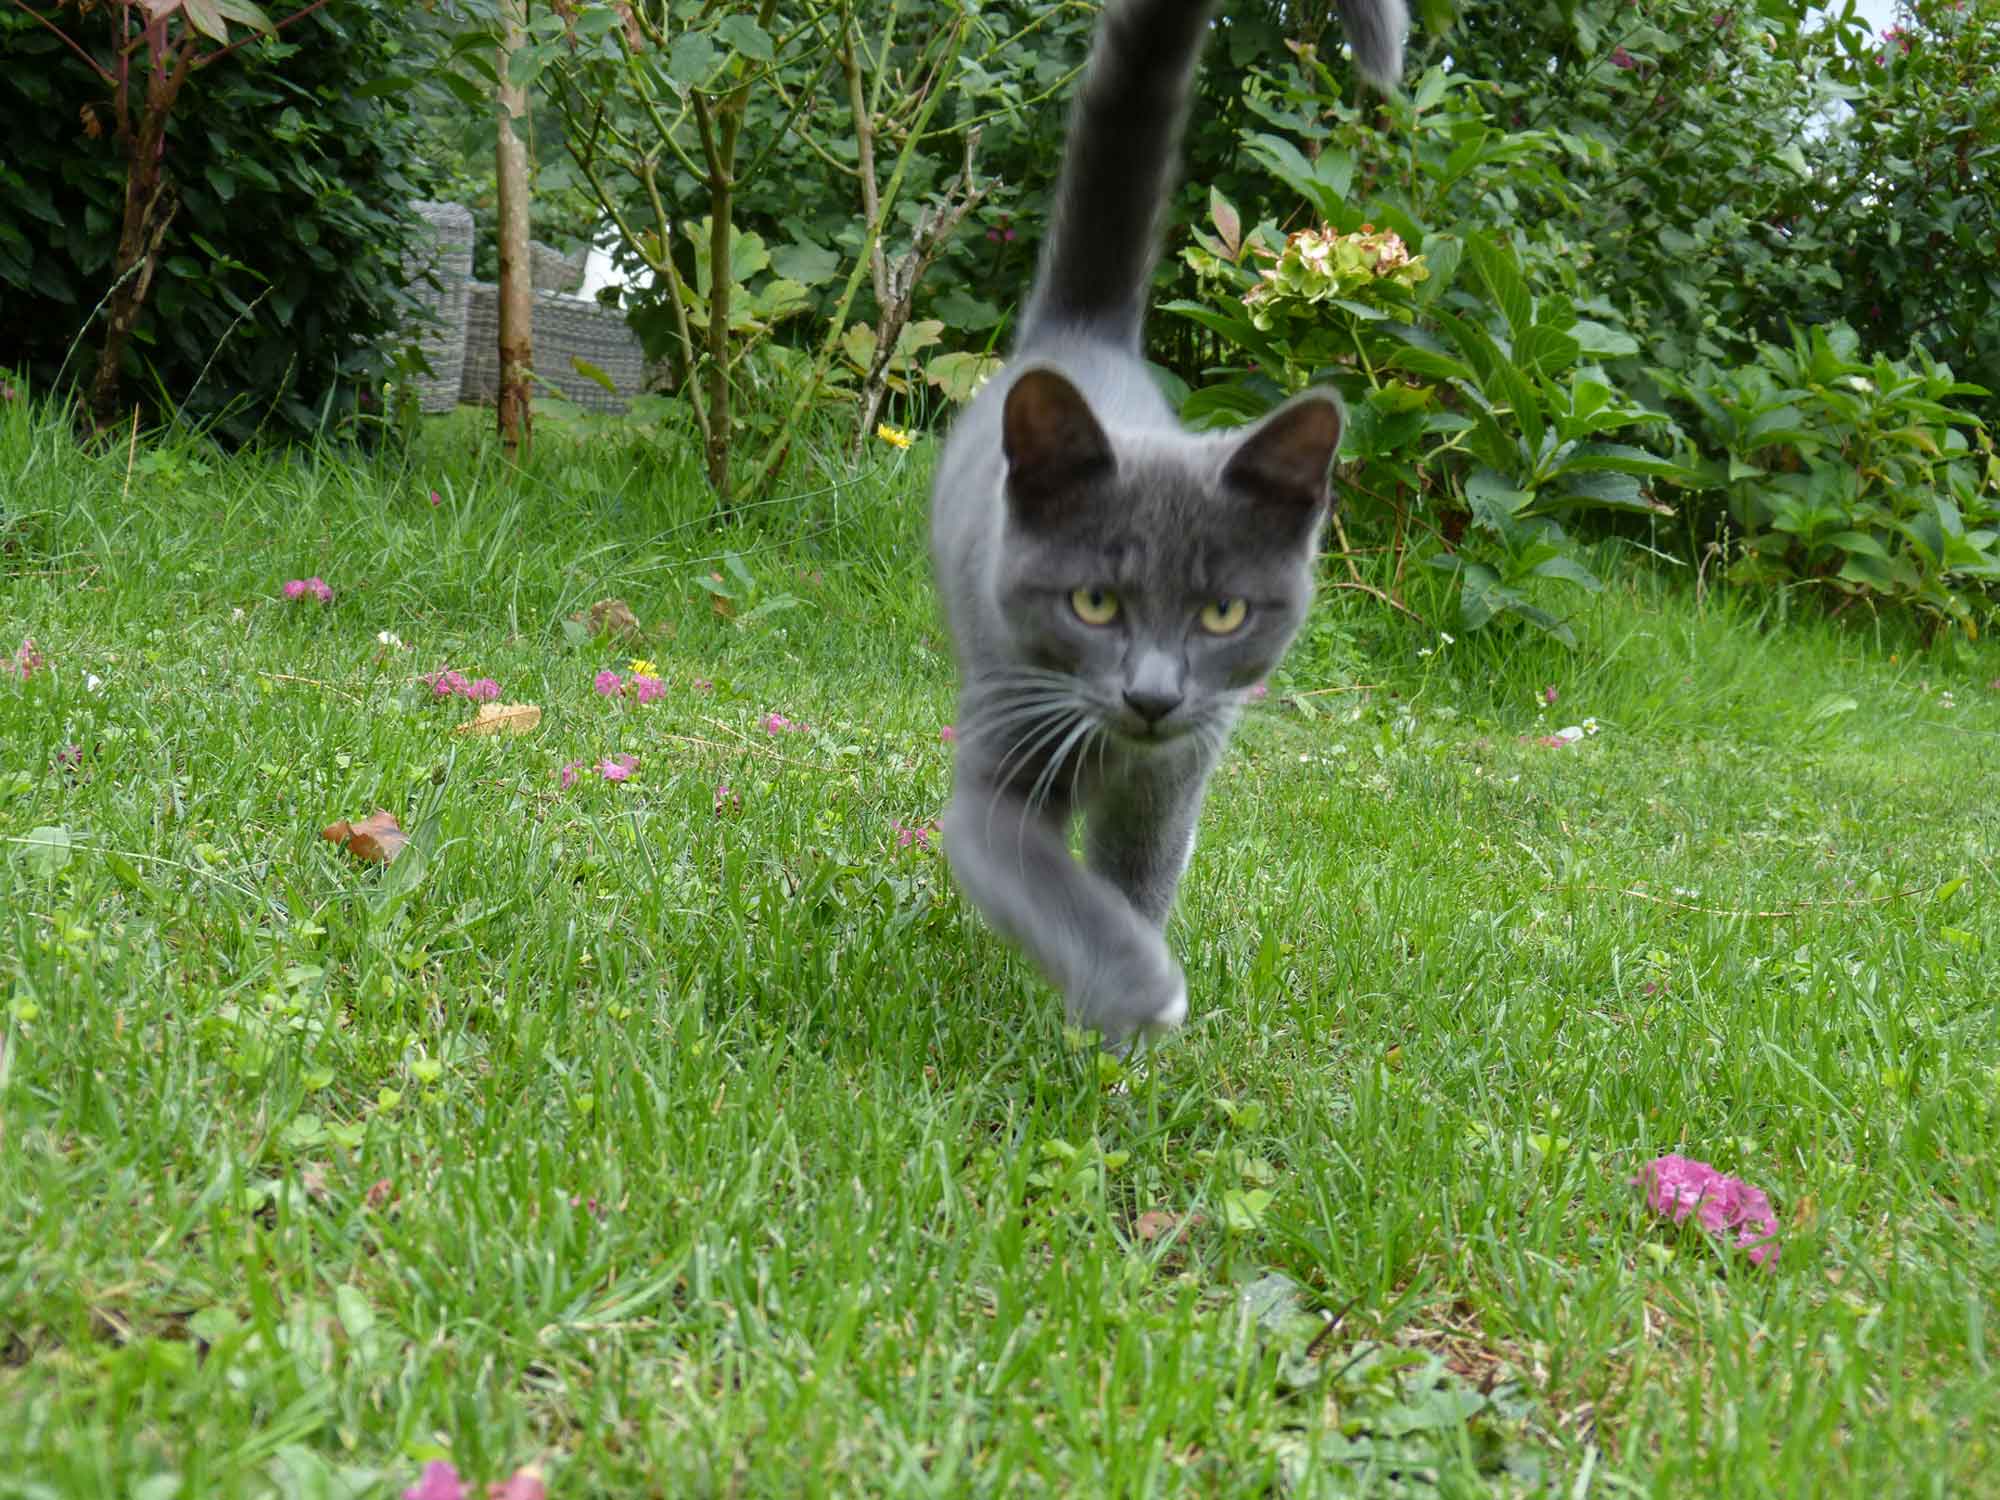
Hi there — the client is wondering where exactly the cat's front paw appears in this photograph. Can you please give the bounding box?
[1074,946,1187,1048]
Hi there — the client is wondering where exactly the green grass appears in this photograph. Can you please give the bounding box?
[4,394,1999,1498]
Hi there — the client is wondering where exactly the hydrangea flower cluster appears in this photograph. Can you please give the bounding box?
[425,669,500,702]
[1633,1154,1781,1269]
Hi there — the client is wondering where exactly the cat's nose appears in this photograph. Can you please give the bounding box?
[1123,687,1183,724]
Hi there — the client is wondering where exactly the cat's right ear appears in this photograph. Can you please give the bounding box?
[1002,367,1113,525]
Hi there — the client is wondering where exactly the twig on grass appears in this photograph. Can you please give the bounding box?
[1564,881,1939,920]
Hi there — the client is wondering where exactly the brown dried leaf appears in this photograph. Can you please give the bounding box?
[577,597,641,640]
[708,572,735,620]
[321,810,407,865]
[454,702,542,737]
[1134,1210,1204,1245]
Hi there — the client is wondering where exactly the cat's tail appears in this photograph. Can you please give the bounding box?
[1019,0,1408,352]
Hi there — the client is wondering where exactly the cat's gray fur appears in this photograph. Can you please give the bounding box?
[930,0,1407,1045]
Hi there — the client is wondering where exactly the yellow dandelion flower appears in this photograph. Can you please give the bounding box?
[876,423,914,450]
[628,657,657,676]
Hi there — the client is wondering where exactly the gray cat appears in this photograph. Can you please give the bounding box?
[930,0,1407,1047]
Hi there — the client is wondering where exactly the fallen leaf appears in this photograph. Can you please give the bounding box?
[708,574,736,620]
[322,810,407,865]
[454,702,543,737]
[487,1465,547,1500]
[1134,1210,1204,1244]
[577,597,641,640]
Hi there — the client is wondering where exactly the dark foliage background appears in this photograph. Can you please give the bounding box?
[0,0,441,443]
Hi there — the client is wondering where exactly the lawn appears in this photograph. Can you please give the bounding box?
[4,396,1999,1498]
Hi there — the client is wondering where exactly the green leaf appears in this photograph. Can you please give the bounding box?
[716,15,774,62]
[1181,381,1278,431]
[180,0,231,44]
[927,352,1002,403]
[17,825,72,878]
[213,0,275,30]
[1554,442,1697,483]
[1570,319,1639,357]
[1466,233,1533,344]
[570,357,617,396]
[1530,554,1603,591]
[1557,471,1672,515]
[769,239,838,287]
[668,31,718,87]
[1209,187,1242,258]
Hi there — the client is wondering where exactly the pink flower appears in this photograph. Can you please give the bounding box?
[894,819,940,851]
[557,759,587,790]
[426,669,470,699]
[283,577,333,603]
[402,1461,470,1500]
[762,712,804,735]
[1633,1154,1780,1269]
[8,637,42,679]
[1543,684,1559,705]
[713,781,739,814]
[1248,681,1269,701]
[692,678,713,693]
[593,670,624,697]
[429,488,441,507]
[939,725,957,743]
[467,677,500,702]
[1610,44,1635,68]
[629,674,665,704]
[597,753,637,783]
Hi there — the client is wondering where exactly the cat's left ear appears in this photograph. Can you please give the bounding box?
[1221,390,1344,523]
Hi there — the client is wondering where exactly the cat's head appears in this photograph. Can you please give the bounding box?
[989,366,1342,749]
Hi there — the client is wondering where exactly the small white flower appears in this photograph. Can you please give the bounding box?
[1439,632,1455,645]
[85,673,104,694]
[376,630,407,650]
[1417,647,1434,658]
[1939,691,1957,710]
[231,607,246,622]
[1582,716,1600,734]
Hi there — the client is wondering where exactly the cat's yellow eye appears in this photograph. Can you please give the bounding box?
[1198,598,1249,635]
[1070,587,1120,626]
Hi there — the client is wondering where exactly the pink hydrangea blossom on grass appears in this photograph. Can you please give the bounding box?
[402,1461,470,1500]
[467,677,500,702]
[629,674,666,704]
[282,577,333,604]
[426,669,470,699]
[598,753,638,783]
[762,712,805,735]
[1633,1154,1781,1269]
[593,669,624,697]
[894,819,940,851]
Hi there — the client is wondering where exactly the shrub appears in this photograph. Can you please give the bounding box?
[1662,325,1998,637]
[1170,63,1689,644]
[0,0,439,443]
